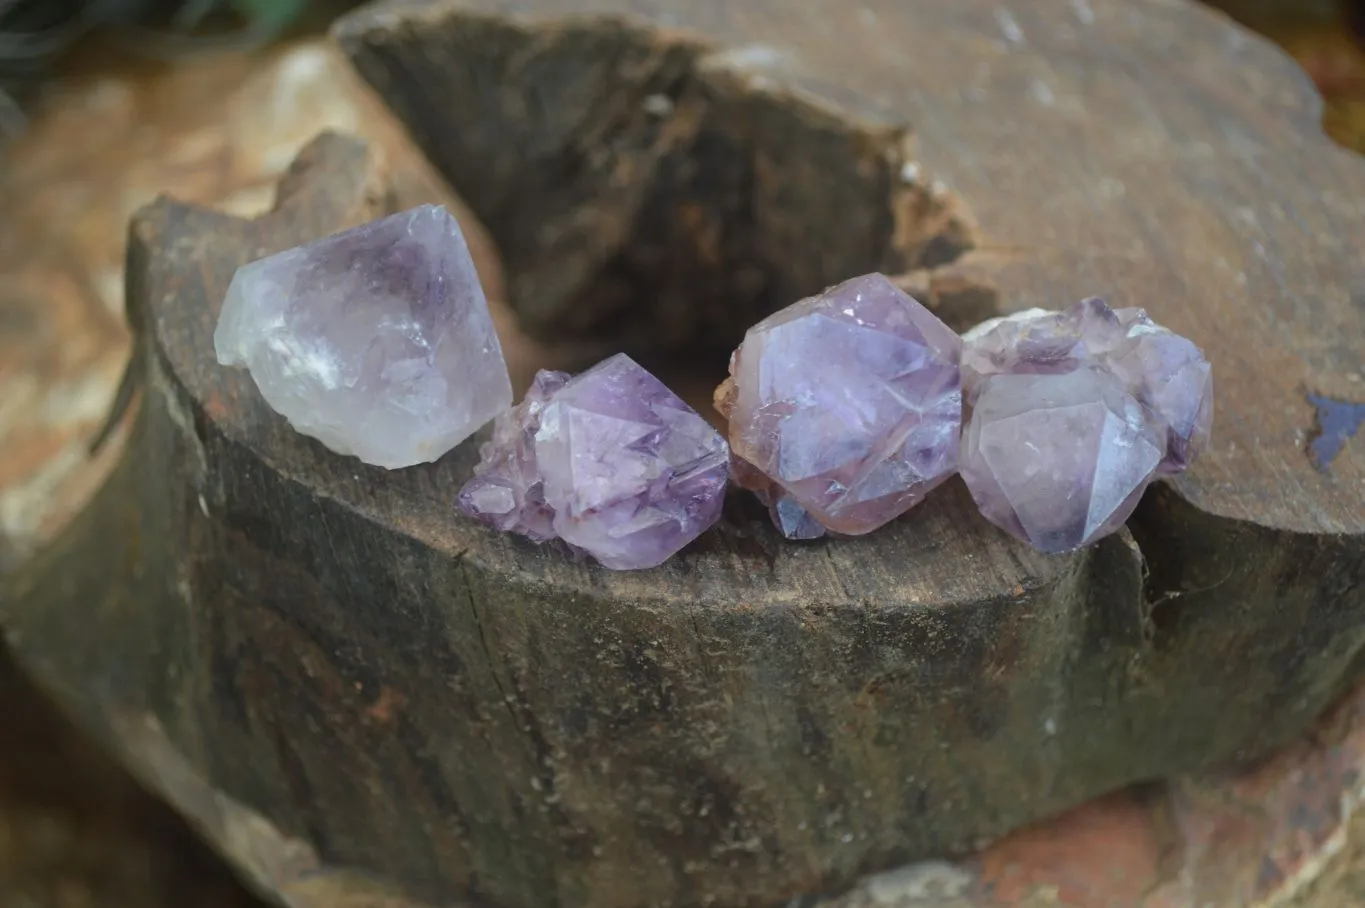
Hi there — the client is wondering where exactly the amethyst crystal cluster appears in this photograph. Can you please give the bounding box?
[457,355,729,570]
[715,274,963,540]
[958,301,1212,551]
[716,285,1212,554]
[215,202,1211,568]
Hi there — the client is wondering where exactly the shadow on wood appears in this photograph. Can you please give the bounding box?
[0,633,265,908]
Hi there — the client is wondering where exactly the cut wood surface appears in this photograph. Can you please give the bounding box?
[0,1,1363,907]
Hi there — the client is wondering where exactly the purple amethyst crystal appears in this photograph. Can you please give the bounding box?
[960,298,1212,552]
[716,272,962,537]
[726,455,827,540]
[1107,330,1214,474]
[457,370,568,542]
[961,299,1212,473]
[458,354,729,570]
[214,204,511,469]
[962,367,1165,553]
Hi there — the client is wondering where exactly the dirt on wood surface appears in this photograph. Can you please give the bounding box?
[1,1,1365,906]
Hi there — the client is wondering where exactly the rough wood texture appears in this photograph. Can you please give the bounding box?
[1,2,1363,908]
[0,635,262,908]
[331,7,1365,899]
[820,672,1365,908]
[0,623,450,908]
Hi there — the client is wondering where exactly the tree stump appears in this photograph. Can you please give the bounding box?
[2,1,1365,908]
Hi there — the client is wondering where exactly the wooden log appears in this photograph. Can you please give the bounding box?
[0,633,268,908]
[1,2,1363,908]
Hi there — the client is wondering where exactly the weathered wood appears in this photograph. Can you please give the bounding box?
[1,2,1364,908]
[0,633,269,908]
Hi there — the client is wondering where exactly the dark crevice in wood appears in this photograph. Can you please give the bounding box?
[1128,499,1188,649]
[1127,482,1365,769]
[333,10,978,361]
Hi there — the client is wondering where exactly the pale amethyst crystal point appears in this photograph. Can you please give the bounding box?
[214,204,511,469]
[718,272,962,537]
[458,354,729,570]
[960,367,1165,553]
[961,299,1139,395]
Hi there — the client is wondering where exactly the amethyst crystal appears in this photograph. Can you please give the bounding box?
[962,367,1165,553]
[725,454,827,540]
[961,299,1213,473]
[214,204,511,469]
[960,298,1212,552]
[716,273,963,537]
[456,370,567,542]
[458,354,729,570]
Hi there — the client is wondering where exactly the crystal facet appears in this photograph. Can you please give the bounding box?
[458,354,729,570]
[961,298,1212,473]
[717,272,963,537]
[961,368,1164,553]
[960,298,1212,552]
[214,204,511,469]
[456,370,568,543]
[725,453,828,540]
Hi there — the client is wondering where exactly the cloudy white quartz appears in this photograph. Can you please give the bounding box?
[214,204,511,469]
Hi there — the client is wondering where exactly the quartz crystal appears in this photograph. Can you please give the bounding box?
[726,454,828,540]
[458,354,729,570]
[717,272,963,537]
[456,370,567,543]
[960,298,1213,552]
[962,367,1164,553]
[214,204,511,469]
[961,299,1212,473]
